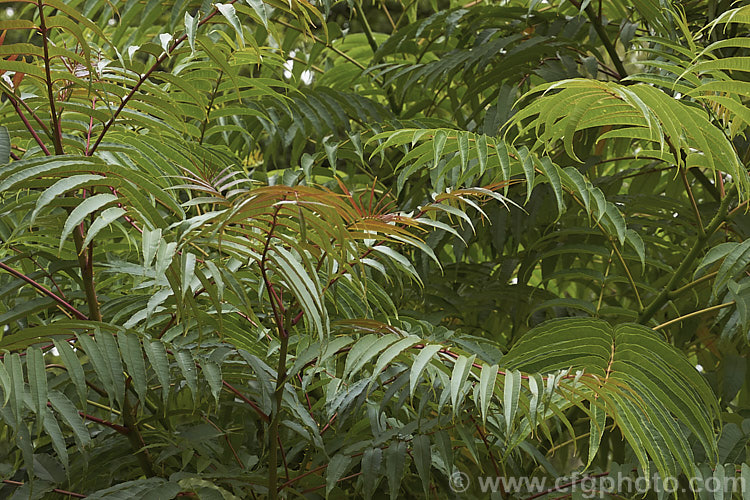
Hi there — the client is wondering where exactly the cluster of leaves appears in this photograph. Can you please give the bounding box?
[1,0,750,498]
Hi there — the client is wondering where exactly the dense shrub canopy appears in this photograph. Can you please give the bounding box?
[1,0,750,498]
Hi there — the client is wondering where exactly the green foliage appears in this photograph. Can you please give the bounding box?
[1,0,750,498]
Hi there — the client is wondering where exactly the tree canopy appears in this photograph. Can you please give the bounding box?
[1,0,750,498]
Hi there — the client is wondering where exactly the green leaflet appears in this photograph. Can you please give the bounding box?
[76,333,118,410]
[216,3,245,48]
[0,157,103,192]
[143,340,171,405]
[59,194,118,252]
[714,239,750,298]
[432,129,447,170]
[0,126,9,165]
[81,207,127,248]
[174,349,198,400]
[344,334,382,378]
[478,363,498,424]
[184,12,198,53]
[503,369,521,433]
[386,440,406,500]
[369,336,421,385]
[245,0,269,28]
[346,334,399,378]
[409,344,442,395]
[528,373,543,429]
[96,330,126,410]
[7,354,24,426]
[412,434,431,496]
[361,448,382,500]
[326,454,352,496]
[26,347,47,420]
[48,389,91,448]
[53,339,87,407]
[31,174,107,223]
[476,134,488,175]
[43,408,69,469]
[450,354,475,416]
[202,360,223,404]
[271,245,328,339]
[118,331,147,405]
[587,400,606,468]
[0,360,9,406]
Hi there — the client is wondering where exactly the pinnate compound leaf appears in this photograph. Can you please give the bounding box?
[501,318,719,479]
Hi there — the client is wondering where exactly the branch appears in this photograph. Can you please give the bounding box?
[301,472,362,494]
[73,227,102,321]
[78,411,129,434]
[638,188,735,324]
[583,4,628,80]
[260,202,286,337]
[668,271,718,299]
[122,384,156,477]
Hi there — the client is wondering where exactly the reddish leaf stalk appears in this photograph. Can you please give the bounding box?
[222,380,270,422]
[301,472,362,494]
[78,411,129,434]
[2,479,86,498]
[0,261,88,320]
[6,95,51,155]
[36,0,64,155]
[1,85,52,137]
